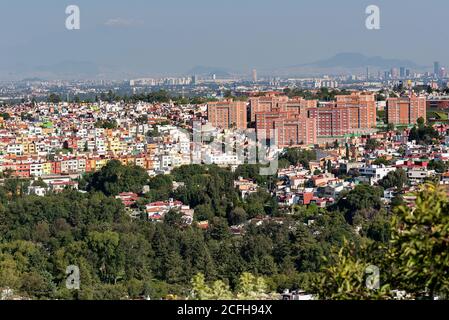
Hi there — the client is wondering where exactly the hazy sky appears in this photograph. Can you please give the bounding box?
[0,0,448,77]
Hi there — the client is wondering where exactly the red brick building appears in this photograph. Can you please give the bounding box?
[426,98,449,110]
[255,110,317,147]
[387,95,426,125]
[336,92,377,130]
[249,95,289,122]
[207,100,248,129]
[249,95,317,122]
[308,106,351,137]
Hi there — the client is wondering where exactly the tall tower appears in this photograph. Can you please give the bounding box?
[434,62,440,77]
[252,69,257,83]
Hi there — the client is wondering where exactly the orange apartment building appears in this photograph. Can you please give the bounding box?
[387,95,427,125]
[255,110,317,147]
[249,95,289,122]
[207,100,248,129]
[308,106,351,137]
[249,95,317,122]
[336,92,377,130]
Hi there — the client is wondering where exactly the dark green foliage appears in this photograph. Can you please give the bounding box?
[408,124,440,145]
[428,159,449,174]
[94,119,118,129]
[0,164,395,300]
[84,160,149,196]
[379,169,408,190]
[365,138,380,152]
[279,148,316,169]
[336,184,383,225]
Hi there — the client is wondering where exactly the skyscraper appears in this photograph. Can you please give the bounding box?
[400,67,406,78]
[391,68,399,79]
[434,62,440,77]
[439,67,447,79]
[406,69,411,77]
[252,69,257,83]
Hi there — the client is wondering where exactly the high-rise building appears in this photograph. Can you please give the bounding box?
[439,67,447,79]
[406,69,411,77]
[400,67,406,78]
[249,95,317,122]
[335,92,377,130]
[391,68,399,79]
[249,95,288,122]
[434,62,441,77]
[308,105,351,137]
[252,69,257,83]
[386,95,426,125]
[255,111,317,146]
[207,100,248,129]
[253,92,376,140]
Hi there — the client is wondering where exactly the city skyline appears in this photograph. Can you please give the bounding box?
[1,0,449,80]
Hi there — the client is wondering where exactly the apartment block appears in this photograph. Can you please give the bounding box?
[207,100,248,129]
[336,92,377,129]
[255,111,317,147]
[387,96,427,125]
[308,106,351,137]
[249,95,317,121]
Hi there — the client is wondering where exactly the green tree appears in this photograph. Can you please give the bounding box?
[389,183,449,299]
[86,160,149,196]
[314,243,390,300]
[379,169,408,190]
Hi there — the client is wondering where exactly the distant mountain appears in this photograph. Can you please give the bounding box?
[305,52,419,69]
[267,52,426,77]
[35,61,102,78]
[21,77,46,82]
[187,66,232,78]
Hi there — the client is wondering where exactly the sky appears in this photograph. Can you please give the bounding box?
[0,0,448,79]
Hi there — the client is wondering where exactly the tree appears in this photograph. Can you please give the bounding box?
[389,183,449,299]
[337,185,383,224]
[85,160,149,196]
[227,207,248,225]
[189,272,274,300]
[279,148,316,169]
[163,210,183,227]
[417,117,425,127]
[208,217,231,240]
[87,231,122,283]
[379,169,408,190]
[386,123,395,132]
[373,156,391,166]
[428,159,449,174]
[48,93,61,104]
[236,272,273,300]
[408,124,440,145]
[365,138,380,152]
[314,243,390,300]
[95,119,118,129]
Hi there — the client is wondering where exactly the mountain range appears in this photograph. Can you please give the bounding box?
[0,53,430,81]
